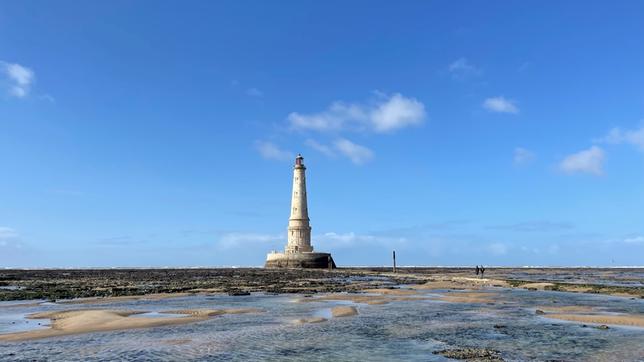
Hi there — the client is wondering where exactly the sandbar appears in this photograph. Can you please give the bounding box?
[331,306,358,317]
[0,309,204,342]
[546,313,644,328]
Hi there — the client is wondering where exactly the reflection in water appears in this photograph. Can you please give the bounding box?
[1,290,643,361]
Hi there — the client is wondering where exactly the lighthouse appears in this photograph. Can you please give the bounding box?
[286,154,313,253]
[265,154,336,268]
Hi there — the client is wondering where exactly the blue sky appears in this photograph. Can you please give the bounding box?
[1,1,643,267]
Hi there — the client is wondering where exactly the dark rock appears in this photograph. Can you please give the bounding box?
[227,291,251,296]
[433,348,504,361]
[493,324,507,329]
[535,309,546,315]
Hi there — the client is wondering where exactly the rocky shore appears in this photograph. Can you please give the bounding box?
[1,267,641,302]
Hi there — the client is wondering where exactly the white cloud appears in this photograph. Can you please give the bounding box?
[217,232,282,250]
[305,139,335,157]
[371,93,426,132]
[483,96,519,114]
[448,58,481,79]
[288,93,426,133]
[624,236,644,244]
[0,227,22,249]
[288,102,366,132]
[255,141,294,161]
[317,232,406,248]
[597,123,644,152]
[487,242,509,255]
[513,147,535,165]
[559,146,605,175]
[246,87,263,97]
[1,61,34,98]
[0,227,19,239]
[334,138,374,164]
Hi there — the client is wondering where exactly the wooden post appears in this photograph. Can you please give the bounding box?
[392,250,396,273]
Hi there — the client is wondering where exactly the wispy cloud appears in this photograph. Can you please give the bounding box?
[317,231,407,248]
[448,57,481,80]
[513,147,535,165]
[487,242,509,255]
[246,87,263,97]
[305,138,373,164]
[488,221,574,232]
[288,93,426,133]
[96,236,149,247]
[255,141,294,161]
[483,96,519,114]
[333,138,374,164]
[305,139,336,157]
[0,227,23,249]
[596,123,644,152]
[623,235,644,244]
[559,146,605,175]
[217,232,282,250]
[0,226,19,239]
[1,61,35,98]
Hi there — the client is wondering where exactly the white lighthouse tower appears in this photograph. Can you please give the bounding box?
[286,154,313,253]
[265,154,335,268]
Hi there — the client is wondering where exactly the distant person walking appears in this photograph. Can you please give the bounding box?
[475,265,480,276]
[480,266,485,278]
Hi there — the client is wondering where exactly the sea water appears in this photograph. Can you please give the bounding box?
[1,289,643,361]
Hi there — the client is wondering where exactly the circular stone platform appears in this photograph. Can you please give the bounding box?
[265,252,336,269]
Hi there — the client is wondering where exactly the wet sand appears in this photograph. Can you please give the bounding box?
[545,313,644,327]
[0,307,262,342]
[331,306,358,317]
[161,308,261,317]
[0,310,202,342]
[435,291,498,304]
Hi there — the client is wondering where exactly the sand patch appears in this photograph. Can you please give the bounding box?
[331,306,358,317]
[520,282,554,290]
[453,277,510,288]
[0,309,204,342]
[411,278,508,291]
[161,308,261,317]
[435,292,497,304]
[546,313,644,328]
[537,305,597,314]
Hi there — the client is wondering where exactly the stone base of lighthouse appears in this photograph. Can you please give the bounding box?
[265,251,336,269]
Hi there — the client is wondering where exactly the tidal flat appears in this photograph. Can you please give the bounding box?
[1,268,643,361]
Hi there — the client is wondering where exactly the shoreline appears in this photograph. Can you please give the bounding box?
[1,267,642,302]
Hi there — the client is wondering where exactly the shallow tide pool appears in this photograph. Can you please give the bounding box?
[1,288,643,361]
